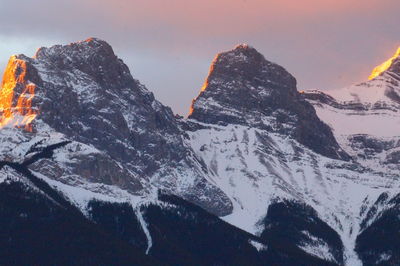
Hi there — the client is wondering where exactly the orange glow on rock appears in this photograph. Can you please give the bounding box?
[200,58,216,92]
[0,56,37,132]
[369,47,400,80]
[188,54,218,116]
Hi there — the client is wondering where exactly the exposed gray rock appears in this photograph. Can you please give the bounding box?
[189,44,349,160]
[2,39,400,265]
[1,38,232,216]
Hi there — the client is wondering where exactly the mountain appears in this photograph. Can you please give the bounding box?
[185,45,400,265]
[188,44,349,160]
[302,47,400,265]
[0,38,231,216]
[1,38,399,265]
[303,47,400,186]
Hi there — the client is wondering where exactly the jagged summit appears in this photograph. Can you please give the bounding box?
[302,46,400,152]
[3,38,400,266]
[369,47,400,80]
[33,37,116,69]
[198,43,296,92]
[35,37,113,59]
[305,46,400,108]
[234,43,251,49]
[226,43,262,58]
[0,37,232,216]
[32,37,133,90]
[190,44,297,117]
[189,44,349,160]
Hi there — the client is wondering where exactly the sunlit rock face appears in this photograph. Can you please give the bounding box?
[304,47,400,173]
[2,39,400,265]
[0,56,38,131]
[369,47,400,80]
[387,55,400,75]
[303,48,400,265]
[0,38,232,216]
[189,44,349,160]
[30,38,178,168]
[184,44,400,265]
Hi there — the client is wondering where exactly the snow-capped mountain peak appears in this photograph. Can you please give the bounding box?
[2,38,400,265]
[0,38,233,216]
[311,46,400,108]
[304,46,400,140]
[189,44,348,160]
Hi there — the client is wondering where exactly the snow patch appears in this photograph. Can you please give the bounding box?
[298,231,336,263]
[135,208,153,255]
[249,239,268,252]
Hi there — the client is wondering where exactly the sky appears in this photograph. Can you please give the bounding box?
[0,0,399,115]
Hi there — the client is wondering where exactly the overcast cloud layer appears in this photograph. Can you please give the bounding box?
[1,0,399,114]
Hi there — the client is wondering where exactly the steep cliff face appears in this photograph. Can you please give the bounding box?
[188,44,348,160]
[1,39,400,265]
[185,45,400,265]
[0,38,232,216]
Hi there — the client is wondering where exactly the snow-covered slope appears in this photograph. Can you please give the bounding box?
[0,38,231,216]
[188,44,349,161]
[1,39,400,265]
[186,45,400,265]
[304,49,400,175]
[301,48,400,265]
[305,76,400,138]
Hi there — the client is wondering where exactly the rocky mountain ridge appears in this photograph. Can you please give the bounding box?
[188,44,349,160]
[1,38,400,265]
[300,48,400,265]
[0,38,231,216]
